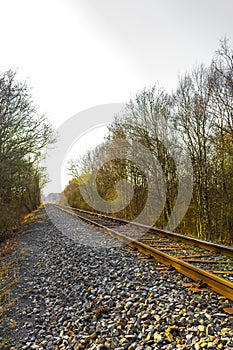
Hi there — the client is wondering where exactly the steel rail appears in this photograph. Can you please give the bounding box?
[55,205,233,301]
[63,205,233,258]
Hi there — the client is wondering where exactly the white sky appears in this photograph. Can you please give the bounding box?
[61,125,108,189]
[1,0,233,194]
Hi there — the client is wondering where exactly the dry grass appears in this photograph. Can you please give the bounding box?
[0,204,44,328]
[0,259,19,324]
[20,202,44,224]
[0,238,19,261]
[0,203,44,261]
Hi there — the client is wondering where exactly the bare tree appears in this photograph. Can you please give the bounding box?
[0,70,54,240]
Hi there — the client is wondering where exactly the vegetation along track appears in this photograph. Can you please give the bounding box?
[55,204,233,301]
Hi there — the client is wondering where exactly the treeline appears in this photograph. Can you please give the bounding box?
[64,39,233,244]
[0,70,53,241]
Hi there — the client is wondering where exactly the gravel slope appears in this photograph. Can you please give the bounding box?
[1,205,233,350]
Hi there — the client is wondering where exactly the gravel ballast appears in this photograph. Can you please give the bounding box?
[1,205,233,350]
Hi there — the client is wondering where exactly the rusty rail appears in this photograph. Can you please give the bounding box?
[55,205,233,301]
[67,206,233,258]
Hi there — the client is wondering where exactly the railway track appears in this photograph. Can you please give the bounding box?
[54,204,233,301]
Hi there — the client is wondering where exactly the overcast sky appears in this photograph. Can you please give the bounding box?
[1,0,233,193]
[1,0,233,127]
